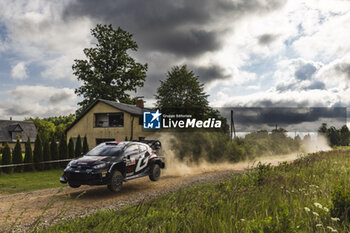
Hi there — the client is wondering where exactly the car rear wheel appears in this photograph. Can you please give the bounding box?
[108,170,123,192]
[68,182,81,188]
[149,163,161,181]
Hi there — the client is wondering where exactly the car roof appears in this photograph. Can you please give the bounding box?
[103,141,148,147]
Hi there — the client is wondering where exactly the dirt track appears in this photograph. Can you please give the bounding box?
[0,154,299,232]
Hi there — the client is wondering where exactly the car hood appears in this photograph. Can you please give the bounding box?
[71,155,114,166]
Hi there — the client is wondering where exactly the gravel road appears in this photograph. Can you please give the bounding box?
[0,154,299,232]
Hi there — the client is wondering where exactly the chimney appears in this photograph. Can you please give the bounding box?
[136,99,144,108]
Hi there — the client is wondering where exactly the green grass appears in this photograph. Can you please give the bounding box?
[38,150,350,233]
[0,169,65,194]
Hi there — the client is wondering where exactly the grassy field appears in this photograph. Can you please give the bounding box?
[0,169,64,194]
[37,150,350,233]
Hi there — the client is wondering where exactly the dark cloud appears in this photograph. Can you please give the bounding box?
[334,62,350,79]
[49,91,73,104]
[295,63,317,80]
[195,65,228,83]
[258,34,279,45]
[276,80,325,92]
[63,0,287,58]
[217,107,346,132]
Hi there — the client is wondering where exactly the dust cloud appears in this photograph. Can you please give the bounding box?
[147,133,308,177]
[301,135,331,153]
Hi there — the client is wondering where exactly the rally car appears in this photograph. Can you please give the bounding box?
[60,140,164,192]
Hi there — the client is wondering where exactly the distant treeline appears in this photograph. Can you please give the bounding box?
[169,128,301,163]
[0,134,88,174]
[318,123,350,146]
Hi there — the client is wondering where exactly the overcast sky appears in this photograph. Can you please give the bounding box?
[0,0,350,120]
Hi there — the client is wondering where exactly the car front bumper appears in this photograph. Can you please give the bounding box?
[60,169,110,185]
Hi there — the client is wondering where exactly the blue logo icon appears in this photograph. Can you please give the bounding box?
[143,110,161,129]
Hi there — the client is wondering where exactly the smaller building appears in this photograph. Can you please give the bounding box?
[0,120,37,150]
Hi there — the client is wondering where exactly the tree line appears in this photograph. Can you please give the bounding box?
[318,123,350,147]
[0,135,88,174]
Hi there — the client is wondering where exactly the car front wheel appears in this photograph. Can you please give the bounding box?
[149,163,161,181]
[108,170,123,192]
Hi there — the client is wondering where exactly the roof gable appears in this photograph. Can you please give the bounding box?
[0,120,37,142]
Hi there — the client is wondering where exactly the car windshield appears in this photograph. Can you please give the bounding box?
[86,143,125,157]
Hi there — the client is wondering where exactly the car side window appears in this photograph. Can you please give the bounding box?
[124,145,139,156]
[139,145,147,153]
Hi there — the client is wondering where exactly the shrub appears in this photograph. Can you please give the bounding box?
[331,183,350,221]
[59,135,68,168]
[68,138,75,159]
[2,143,12,173]
[12,139,23,173]
[24,137,34,172]
[43,139,51,170]
[75,135,82,158]
[33,135,44,171]
[50,136,59,168]
[83,136,89,154]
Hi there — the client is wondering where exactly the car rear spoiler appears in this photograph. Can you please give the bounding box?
[138,140,162,150]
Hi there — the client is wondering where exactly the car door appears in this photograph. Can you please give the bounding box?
[134,144,150,174]
[124,144,139,177]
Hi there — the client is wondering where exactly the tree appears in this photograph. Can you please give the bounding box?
[59,135,68,168]
[155,65,210,120]
[73,24,148,116]
[327,126,340,146]
[26,118,56,142]
[2,143,12,174]
[68,138,75,159]
[339,125,350,146]
[82,136,89,154]
[50,136,59,169]
[12,139,23,173]
[24,137,34,172]
[43,139,51,170]
[75,135,82,158]
[33,135,44,171]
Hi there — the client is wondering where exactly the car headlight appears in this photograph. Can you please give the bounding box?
[93,163,106,170]
[67,161,74,168]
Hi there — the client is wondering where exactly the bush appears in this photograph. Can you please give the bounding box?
[75,135,82,158]
[24,137,34,171]
[33,135,44,171]
[68,138,75,159]
[43,139,51,170]
[12,139,23,173]
[50,136,59,169]
[2,143,12,174]
[83,136,89,154]
[59,135,68,168]
[331,183,350,221]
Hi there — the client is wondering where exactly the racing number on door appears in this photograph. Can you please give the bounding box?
[135,154,148,172]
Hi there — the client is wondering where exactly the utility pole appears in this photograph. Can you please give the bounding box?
[231,110,236,141]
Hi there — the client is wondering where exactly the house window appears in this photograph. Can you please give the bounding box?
[95,113,124,127]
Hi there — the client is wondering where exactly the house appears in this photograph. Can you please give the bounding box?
[66,99,156,147]
[0,120,37,150]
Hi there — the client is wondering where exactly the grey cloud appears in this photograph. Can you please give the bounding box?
[295,63,317,80]
[49,91,73,104]
[195,65,228,83]
[276,80,325,92]
[258,34,279,45]
[334,62,350,79]
[63,0,287,58]
[217,107,346,132]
